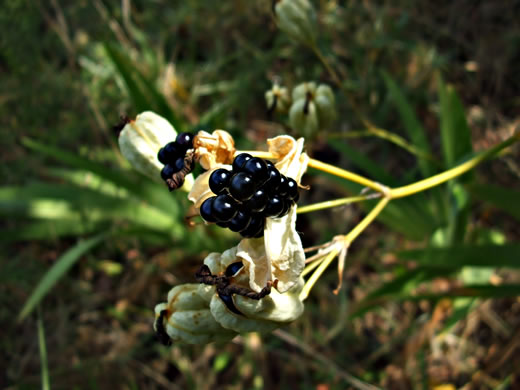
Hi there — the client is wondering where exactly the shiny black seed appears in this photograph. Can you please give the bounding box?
[240,214,265,238]
[265,160,274,169]
[172,156,185,172]
[218,291,243,315]
[228,210,251,232]
[229,172,256,202]
[277,175,289,196]
[211,194,238,222]
[263,196,284,217]
[225,261,244,277]
[265,167,281,194]
[158,142,183,165]
[232,153,252,172]
[277,199,292,218]
[200,196,217,222]
[243,157,269,183]
[243,188,269,212]
[292,191,300,203]
[253,226,265,238]
[217,221,229,228]
[286,177,299,200]
[209,168,232,195]
[176,132,194,149]
[161,164,175,180]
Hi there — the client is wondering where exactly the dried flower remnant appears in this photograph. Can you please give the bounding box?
[193,129,236,170]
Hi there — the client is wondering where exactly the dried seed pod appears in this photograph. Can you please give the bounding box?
[165,150,196,191]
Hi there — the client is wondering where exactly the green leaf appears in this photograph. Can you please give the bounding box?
[381,70,436,177]
[22,138,142,194]
[1,220,105,242]
[398,244,520,269]
[0,182,183,237]
[18,232,109,320]
[21,138,185,217]
[469,182,520,222]
[437,75,473,170]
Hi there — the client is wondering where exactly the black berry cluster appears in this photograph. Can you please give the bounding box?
[157,132,195,182]
[200,153,299,238]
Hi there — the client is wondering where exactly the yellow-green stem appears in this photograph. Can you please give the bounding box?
[302,254,327,277]
[300,197,391,300]
[297,194,374,214]
[300,249,339,301]
[308,158,384,193]
[343,197,391,244]
[389,135,519,199]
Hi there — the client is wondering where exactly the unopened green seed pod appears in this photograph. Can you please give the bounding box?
[289,97,319,137]
[265,84,291,114]
[289,82,336,137]
[274,0,317,46]
[315,84,336,127]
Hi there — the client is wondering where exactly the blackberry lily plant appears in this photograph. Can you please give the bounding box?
[118,111,520,344]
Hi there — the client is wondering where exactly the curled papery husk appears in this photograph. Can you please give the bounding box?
[194,130,236,170]
[154,246,304,344]
[264,136,308,293]
[118,111,194,190]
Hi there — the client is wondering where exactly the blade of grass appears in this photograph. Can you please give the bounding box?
[37,307,51,390]
[398,244,520,268]
[18,232,109,321]
[469,182,520,221]
[381,71,449,226]
[437,74,473,171]
[104,43,184,131]
[381,70,437,177]
[22,138,142,194]
[1,220,105,242]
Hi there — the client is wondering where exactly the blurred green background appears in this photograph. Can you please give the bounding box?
[2,1,520,389]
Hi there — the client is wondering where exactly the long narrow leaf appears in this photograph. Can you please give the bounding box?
[469,182,520,222]
[37,308,51,390]
[398,244,520,268]
[22,138,142,194]
[437,75,473,170]
[18,232,109,320]
[104,43,184,131]
[381,70,436,177]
